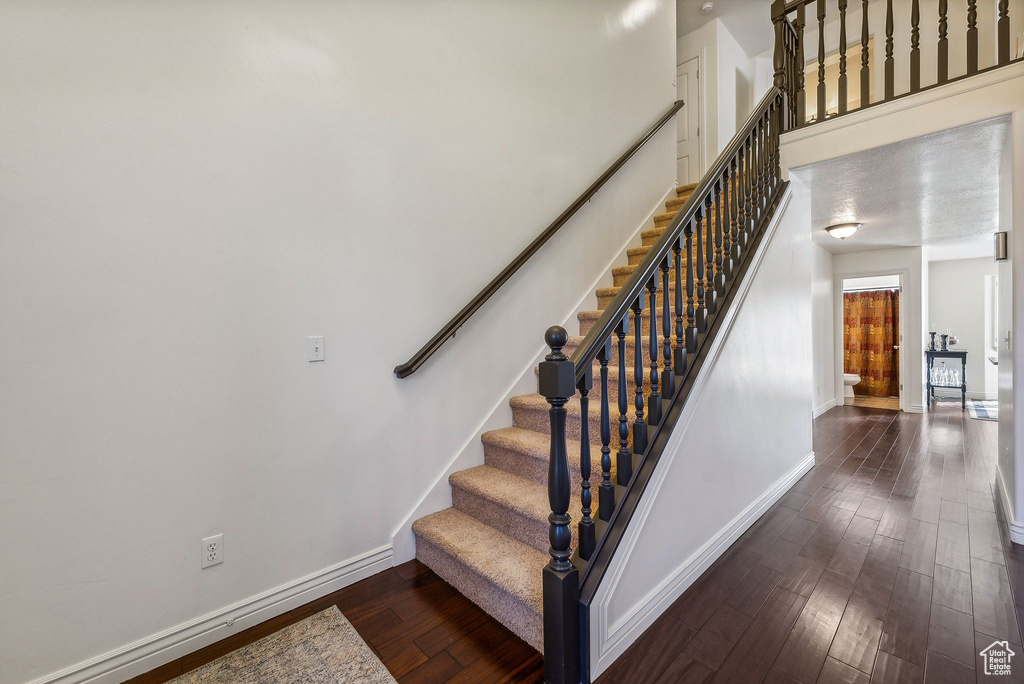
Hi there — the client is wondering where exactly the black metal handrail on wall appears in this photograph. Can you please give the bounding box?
[393,100,684,379]
[771,0,1019,131]
[539,88,789,684]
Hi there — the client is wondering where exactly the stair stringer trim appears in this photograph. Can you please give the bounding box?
[390,185,677,563]
[588,186,812,678]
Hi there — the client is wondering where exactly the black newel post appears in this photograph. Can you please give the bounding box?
[539,325,580,684]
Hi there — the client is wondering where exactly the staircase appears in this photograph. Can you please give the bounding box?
[411,182,700,654]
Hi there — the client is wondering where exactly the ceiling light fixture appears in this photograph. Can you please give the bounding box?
[701,2,714,15]
[826,222,861,239]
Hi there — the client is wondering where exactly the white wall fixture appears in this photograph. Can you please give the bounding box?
[995,231,1008,260]
[201,534,224,569]
[307,336,325,362]
[826,223,861,239]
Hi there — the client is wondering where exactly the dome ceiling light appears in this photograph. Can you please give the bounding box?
[826,222,862,239]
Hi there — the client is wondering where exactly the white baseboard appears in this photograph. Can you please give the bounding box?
[813,398,837,418]
[389,185,678,563]
[996,468,1024,545]
[27,546,392,684]
[592,451,815,675]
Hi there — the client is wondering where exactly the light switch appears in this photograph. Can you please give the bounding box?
[308,336,324,361]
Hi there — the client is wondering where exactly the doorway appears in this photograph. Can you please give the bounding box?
[841,274,903,411]
[676,54,701,184]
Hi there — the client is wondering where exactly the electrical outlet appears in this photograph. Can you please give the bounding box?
[308,336,325,362]
[202,534,223,568]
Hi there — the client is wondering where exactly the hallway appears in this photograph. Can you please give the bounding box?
[598,402,1019,683]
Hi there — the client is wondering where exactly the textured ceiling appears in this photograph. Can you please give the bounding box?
[676,0,775,56]
[791,117,1009,261]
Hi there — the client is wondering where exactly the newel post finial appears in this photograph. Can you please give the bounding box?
[539,325,580,684]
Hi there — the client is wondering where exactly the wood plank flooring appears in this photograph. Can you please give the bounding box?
[131,403,1016,683]
[597,402,1019,684]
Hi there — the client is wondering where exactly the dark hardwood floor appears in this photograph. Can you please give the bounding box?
[597,401,1020,684]
[131,403,1017,683]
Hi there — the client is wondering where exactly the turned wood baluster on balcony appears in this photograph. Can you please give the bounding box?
[968,0,979,74]
[885,0,895,98]
[738,143,748,248]
[647,277,661,425]
[661,256,675,391]
[694,205,707,333]
[577,367,594,560]
[632,295,647,453]
[795,4,807,126]
[597,338,614,521]
[615,316,631,485]
[703,194,717,315]
[999,0,1010,65]
[911,0,921,92]
[714,178,725,296]
[861,0,871,106]
[839,0,849,114]
[817,0,826,121]
[684,221,697,352]
[938,0,949,83]
[674,240,687,373]
[539,326,579,684]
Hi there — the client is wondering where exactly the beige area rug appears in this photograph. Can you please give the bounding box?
[171,607,397,683]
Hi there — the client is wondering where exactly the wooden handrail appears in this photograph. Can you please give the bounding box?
[393,100,685,379]
[568,88,782,382]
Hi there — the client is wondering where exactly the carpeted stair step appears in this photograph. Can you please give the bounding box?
[563,334,645,366]
[578,307,674,336]
[531,360,670,404]
[642,220,718,246]
[482,426,613,485]
[450,465,580,554]
[677,182,698,195]
[665,194,695,211]
[510,393,634,447]
[412,508,545,653]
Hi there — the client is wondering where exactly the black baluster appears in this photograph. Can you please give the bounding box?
[647,278,661,425]
[685,222,698,352]
[539,325,580,684]
[796,3,807,126]
[577,366,594,561]
[714,178,725,295]
[597,338,614,521]
[885,0,895,99]
[615,316,631,486]
[910,0,921,92]
[817,0,826,121]
[861,0,871,105]
[694,205,707,333]
[999,0,1010,65]
[938,0,949,83]
[839,0,848,114]
[723,165,734,281]
[730,156,741,265]
[737,143,748,249]
[632,296,647,453]
[661,256,675,392]
[703,194,717,315]
[673,240,687,374]
[967,0,979,75]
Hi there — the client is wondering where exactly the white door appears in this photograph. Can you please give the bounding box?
[676,55,701,184]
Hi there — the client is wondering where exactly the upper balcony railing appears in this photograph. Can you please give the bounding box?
[771,0,1020,131]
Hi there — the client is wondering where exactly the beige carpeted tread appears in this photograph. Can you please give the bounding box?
[597,283,684,308]
[578,307,672,336]
[412,508,545,652]
[451,465,581,553]
[665,195,694,210]
[510,393,634,445]
[677,182,698,195]
[483,426,612,485]
[563,334,644,366]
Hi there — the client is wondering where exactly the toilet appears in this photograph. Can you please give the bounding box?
[843,373,861,398]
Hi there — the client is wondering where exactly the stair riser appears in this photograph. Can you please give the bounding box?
[414,536,543,653]
[599,289,683,308]
[483,436,616,486]
[452,485,577,555]
[512,402,635,448]
[642,222,722,246]
[580,310,679,336]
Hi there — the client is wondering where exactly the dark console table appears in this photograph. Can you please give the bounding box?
[926,349,967,409]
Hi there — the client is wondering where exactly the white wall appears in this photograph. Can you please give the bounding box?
[0,2,676,683]
[928,257,999,399]
[831,248,927,411]
[590,181,814,676]
[812,244,836,415]
[677,18,759,166]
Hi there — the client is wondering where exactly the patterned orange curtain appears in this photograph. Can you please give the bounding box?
[843,289,900,397]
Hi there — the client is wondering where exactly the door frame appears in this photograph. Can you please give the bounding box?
[832,268,909,411]
[675,48,706,182]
